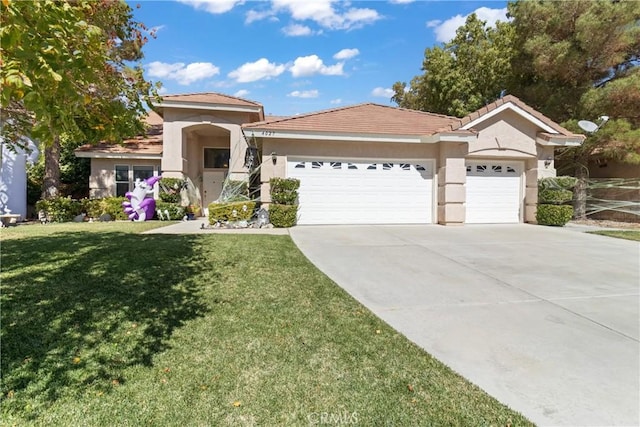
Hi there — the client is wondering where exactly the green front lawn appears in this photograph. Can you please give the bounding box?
[1,223,531,426]
[588,229,640,241]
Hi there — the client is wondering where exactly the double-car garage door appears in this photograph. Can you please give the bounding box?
[288,159,434,225]
[287,158,522,225]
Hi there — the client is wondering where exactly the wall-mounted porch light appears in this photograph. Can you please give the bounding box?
[271,152,277,165]
[544,157,552,168]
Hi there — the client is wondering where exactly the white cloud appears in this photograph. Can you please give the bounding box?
[333,48,359,60]
[228,58,286,83]
[282,23,314,36]
[245,9,276,24]
[271,0,381,31]
[147,61,220,85]
[390,0,415,3]
[288,90,319,98]
[177,0,244,14]
[289,55,344,77]
[330,98,342,104]
[371,87,394,98]
[157,86,169,95]
[234,89,250,98]
[428,7,508,43]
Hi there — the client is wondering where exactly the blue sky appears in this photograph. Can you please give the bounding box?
[131,0,509,116]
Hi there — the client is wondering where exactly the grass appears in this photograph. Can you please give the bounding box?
[588,229,640,241]
[1,222,532,426]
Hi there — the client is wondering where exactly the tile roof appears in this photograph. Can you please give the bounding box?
[160,92,262,108]
[75,112,163,155]
[243,103,459,136]
[448,95,583,137]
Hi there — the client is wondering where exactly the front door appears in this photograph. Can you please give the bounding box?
[203,170,227,207]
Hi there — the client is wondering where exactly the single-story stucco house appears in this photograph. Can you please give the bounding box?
[75,92,585,225]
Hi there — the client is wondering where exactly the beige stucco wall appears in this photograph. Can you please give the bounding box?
[89,158,161,198]
[161,108,251,182]
[438,143,468,225]
[260,137,439,203]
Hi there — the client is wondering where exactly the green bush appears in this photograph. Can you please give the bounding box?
[219,180,249,202]
[159,191,181,203]
[80,197,128,220]
[269,204,298,228]
[35,197,82,222]
[159,178,185,203]
[538,189,573,205]
[270,178,300,205]
[539,176,578,191]
[208,201,256,224]
[155,201,185,220]
[536,204,573,226]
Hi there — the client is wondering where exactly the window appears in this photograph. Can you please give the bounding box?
[115,165,156,197]
[133,166,154,182]
[115,165,129,197]
[204,148,230,169]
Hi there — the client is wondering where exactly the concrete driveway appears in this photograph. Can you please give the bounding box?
[289,224,639,427]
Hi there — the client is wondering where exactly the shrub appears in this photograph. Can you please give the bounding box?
[269,204,298,228]
[539,176,578,191]
[270,178,300,205]
[219,180,249,202]
[155,201,185,220]
[35,197,82,222]
[208,201,256,224]
[159,178,185,203]
[83,197,135,221]
[159,191,181,203]
[536,205,574,226]
[538,189,573,205]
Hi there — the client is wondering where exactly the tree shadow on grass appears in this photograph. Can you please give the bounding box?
[1,231,210,418]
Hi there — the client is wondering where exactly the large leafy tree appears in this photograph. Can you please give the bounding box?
[1,0,158,199]
[507,0,640,218]
[392,0,640,219]
[392,14,514,117]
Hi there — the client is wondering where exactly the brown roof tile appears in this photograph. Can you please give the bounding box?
[75,139,163,155]
[75,111,164,155]
[160,92,262,108]
[450,95,583,138]
[243,103,458,136]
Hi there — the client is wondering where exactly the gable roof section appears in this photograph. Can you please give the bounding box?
[243,103,460,139]
[155,92,264,121]
[449,95,582,137]
[75,112,163,159]
[160,92,262,108]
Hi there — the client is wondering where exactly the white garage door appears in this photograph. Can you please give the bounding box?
[288,159,434,225]
[466,161,522,223]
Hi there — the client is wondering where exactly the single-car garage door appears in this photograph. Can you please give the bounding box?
[466,161,522,223]
[288,159,434,225]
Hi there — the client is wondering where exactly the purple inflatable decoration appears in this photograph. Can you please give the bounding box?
[122,175,161,221]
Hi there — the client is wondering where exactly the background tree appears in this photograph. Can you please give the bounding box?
[392,14,514,117]
[392,0,639,219]
[507,0,640,218]
[1,0,158,199]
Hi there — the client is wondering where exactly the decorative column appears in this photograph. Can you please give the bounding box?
[437,143,467,225]
[525,146,556,223]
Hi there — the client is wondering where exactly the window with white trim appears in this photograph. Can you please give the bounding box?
[115,165,129,197]
[114,165,156,197]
